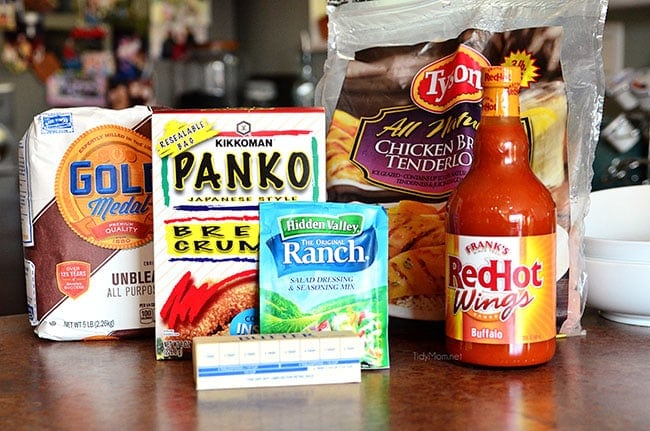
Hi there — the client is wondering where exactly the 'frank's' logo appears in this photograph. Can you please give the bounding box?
[410,45,490,113]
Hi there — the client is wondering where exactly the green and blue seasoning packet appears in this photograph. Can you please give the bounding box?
[259,201,389,369]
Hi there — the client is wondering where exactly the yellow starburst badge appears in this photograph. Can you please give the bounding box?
[502,50,540,88]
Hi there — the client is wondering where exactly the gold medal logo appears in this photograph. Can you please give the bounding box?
[55,125,153,249]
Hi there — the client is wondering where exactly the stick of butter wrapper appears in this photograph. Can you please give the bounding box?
[193,331,362,390]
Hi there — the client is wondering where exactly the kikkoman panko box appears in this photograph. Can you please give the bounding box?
[152,108,326,360]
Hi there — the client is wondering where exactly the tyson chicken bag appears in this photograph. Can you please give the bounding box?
[318,0,607,335]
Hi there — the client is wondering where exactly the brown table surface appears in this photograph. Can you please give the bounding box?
[2,308,650,431]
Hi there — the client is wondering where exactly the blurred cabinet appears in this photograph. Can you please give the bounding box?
[610,0,650,7]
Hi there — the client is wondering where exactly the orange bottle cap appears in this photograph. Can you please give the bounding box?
[481,66,522,88]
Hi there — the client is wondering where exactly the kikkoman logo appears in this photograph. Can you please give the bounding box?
[410,44,490,114]
[236,121,251,136]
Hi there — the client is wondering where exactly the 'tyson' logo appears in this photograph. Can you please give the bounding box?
[411,44,490,113]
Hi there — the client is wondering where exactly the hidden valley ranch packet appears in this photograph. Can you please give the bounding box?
[259,201,389,369]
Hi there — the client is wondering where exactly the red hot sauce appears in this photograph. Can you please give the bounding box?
[445,66,557,367]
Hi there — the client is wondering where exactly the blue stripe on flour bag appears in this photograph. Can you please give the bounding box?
[265,228,379,277]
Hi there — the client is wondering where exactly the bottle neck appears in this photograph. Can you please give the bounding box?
[473,84,528,168]
[481,85,520,118]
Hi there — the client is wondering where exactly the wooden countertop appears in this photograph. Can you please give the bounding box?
[2,308,650,430]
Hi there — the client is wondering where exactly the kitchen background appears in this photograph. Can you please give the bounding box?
[0,0,648,316]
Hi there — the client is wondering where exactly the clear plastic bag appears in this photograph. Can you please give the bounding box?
[318,0,608,335]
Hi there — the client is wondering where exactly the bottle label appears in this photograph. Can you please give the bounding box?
[445,233,556,344]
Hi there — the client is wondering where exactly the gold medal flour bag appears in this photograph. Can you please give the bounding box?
[318,0,608,335]
[19,106,154,340]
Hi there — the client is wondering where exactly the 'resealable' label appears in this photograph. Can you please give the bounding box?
[445,233,556,344]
